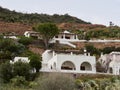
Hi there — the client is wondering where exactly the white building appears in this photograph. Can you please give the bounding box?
[3,32,18,39]
[41,50,96,74]
[98,52,120,75]
[10,57,30,64]
[50,30,79,48]
[4,36,18,39]
[24,31,41,39]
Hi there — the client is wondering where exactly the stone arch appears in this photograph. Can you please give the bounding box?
[80,62,92,71]
[61,61,76,70]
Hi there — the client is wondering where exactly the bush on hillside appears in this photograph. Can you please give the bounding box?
[35,73,76,90]
[13,61,31,80]
[0,61,13,83]
[18,36,33,46]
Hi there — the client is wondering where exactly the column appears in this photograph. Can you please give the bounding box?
[63,34,65,39]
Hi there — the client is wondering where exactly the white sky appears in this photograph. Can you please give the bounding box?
[0,0,120,26]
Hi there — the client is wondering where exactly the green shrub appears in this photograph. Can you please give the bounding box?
[29,54,42,73]
[35,73,76,90]
[13,61,31,80]
[18,36,33,46]
[10,76,28,87]
[0,62,13,83]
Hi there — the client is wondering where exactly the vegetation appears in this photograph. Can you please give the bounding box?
[35,73,76,90]
[0,61,13,83]
[0,38,25,62]
[85,44,120,56]
[18,36,33,46]
[13,61,31,80]
[0,73,120,90]
[29,54,42,72]
[0,61,31,83]
[34,23,59,48]
[76,26,120,39]
[0,6,89,24]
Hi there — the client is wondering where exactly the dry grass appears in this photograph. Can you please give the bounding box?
[0,21,32,35]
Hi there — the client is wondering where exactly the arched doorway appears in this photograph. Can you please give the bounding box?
[61,61,76,70]
[80,62,92,71]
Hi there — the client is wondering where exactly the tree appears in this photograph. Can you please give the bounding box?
[29,54,42,72]
[35,23,59,48]
[13,61,31,80]
[18,36,33,46]
[0,38,25,60]
[0,61,13,83]
[85,44,100,56]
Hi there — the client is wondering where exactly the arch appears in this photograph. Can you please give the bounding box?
[61,61,76,70]
[80,62,92,71]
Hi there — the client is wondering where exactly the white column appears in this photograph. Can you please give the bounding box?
[75,35,78,39]
[113,54,116,61]
[53,51,55,57]
[71,52,73,55]
[88,53,90,56]
[63,34,65,39]
[84,49,87,56]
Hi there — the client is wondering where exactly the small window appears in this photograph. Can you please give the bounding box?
[51,66,53,69]
[65,36,70,39]
[55,36,58,38]
[109,67,113,73]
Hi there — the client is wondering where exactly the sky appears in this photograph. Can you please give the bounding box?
[0,0,120,26]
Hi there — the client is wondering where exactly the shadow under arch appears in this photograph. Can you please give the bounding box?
[61,61,76,70]
[80,62,92,71]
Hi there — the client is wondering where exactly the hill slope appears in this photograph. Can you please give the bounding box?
[0,6,90,24]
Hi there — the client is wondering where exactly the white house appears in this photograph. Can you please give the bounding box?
[4,36,18,39]
[24,31,41,39]
[41,50,96,74]
[10,57,30,64]
[3,32,18,39]
[98,52,120,75]
[50,30,79,48]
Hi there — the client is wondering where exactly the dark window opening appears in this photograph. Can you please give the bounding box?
[65,36,70,39]
[81,66,85,70]
[61,66,73,70]
[55,36,58,38]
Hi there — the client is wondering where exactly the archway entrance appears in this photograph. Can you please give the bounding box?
[61,61,76,70]
[80,62,92,71]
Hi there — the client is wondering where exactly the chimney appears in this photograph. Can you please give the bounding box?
[53,51,55,57]
[101,52,103,57]
[88,53,90,56]
[84,49,87,56]
[71,52,73,55]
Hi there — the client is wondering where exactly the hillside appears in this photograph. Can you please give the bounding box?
[0,21,32,35]
[0,6,107,35]
[0,6,90,24]
[58,23,106,31]
[0,6,120,51]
